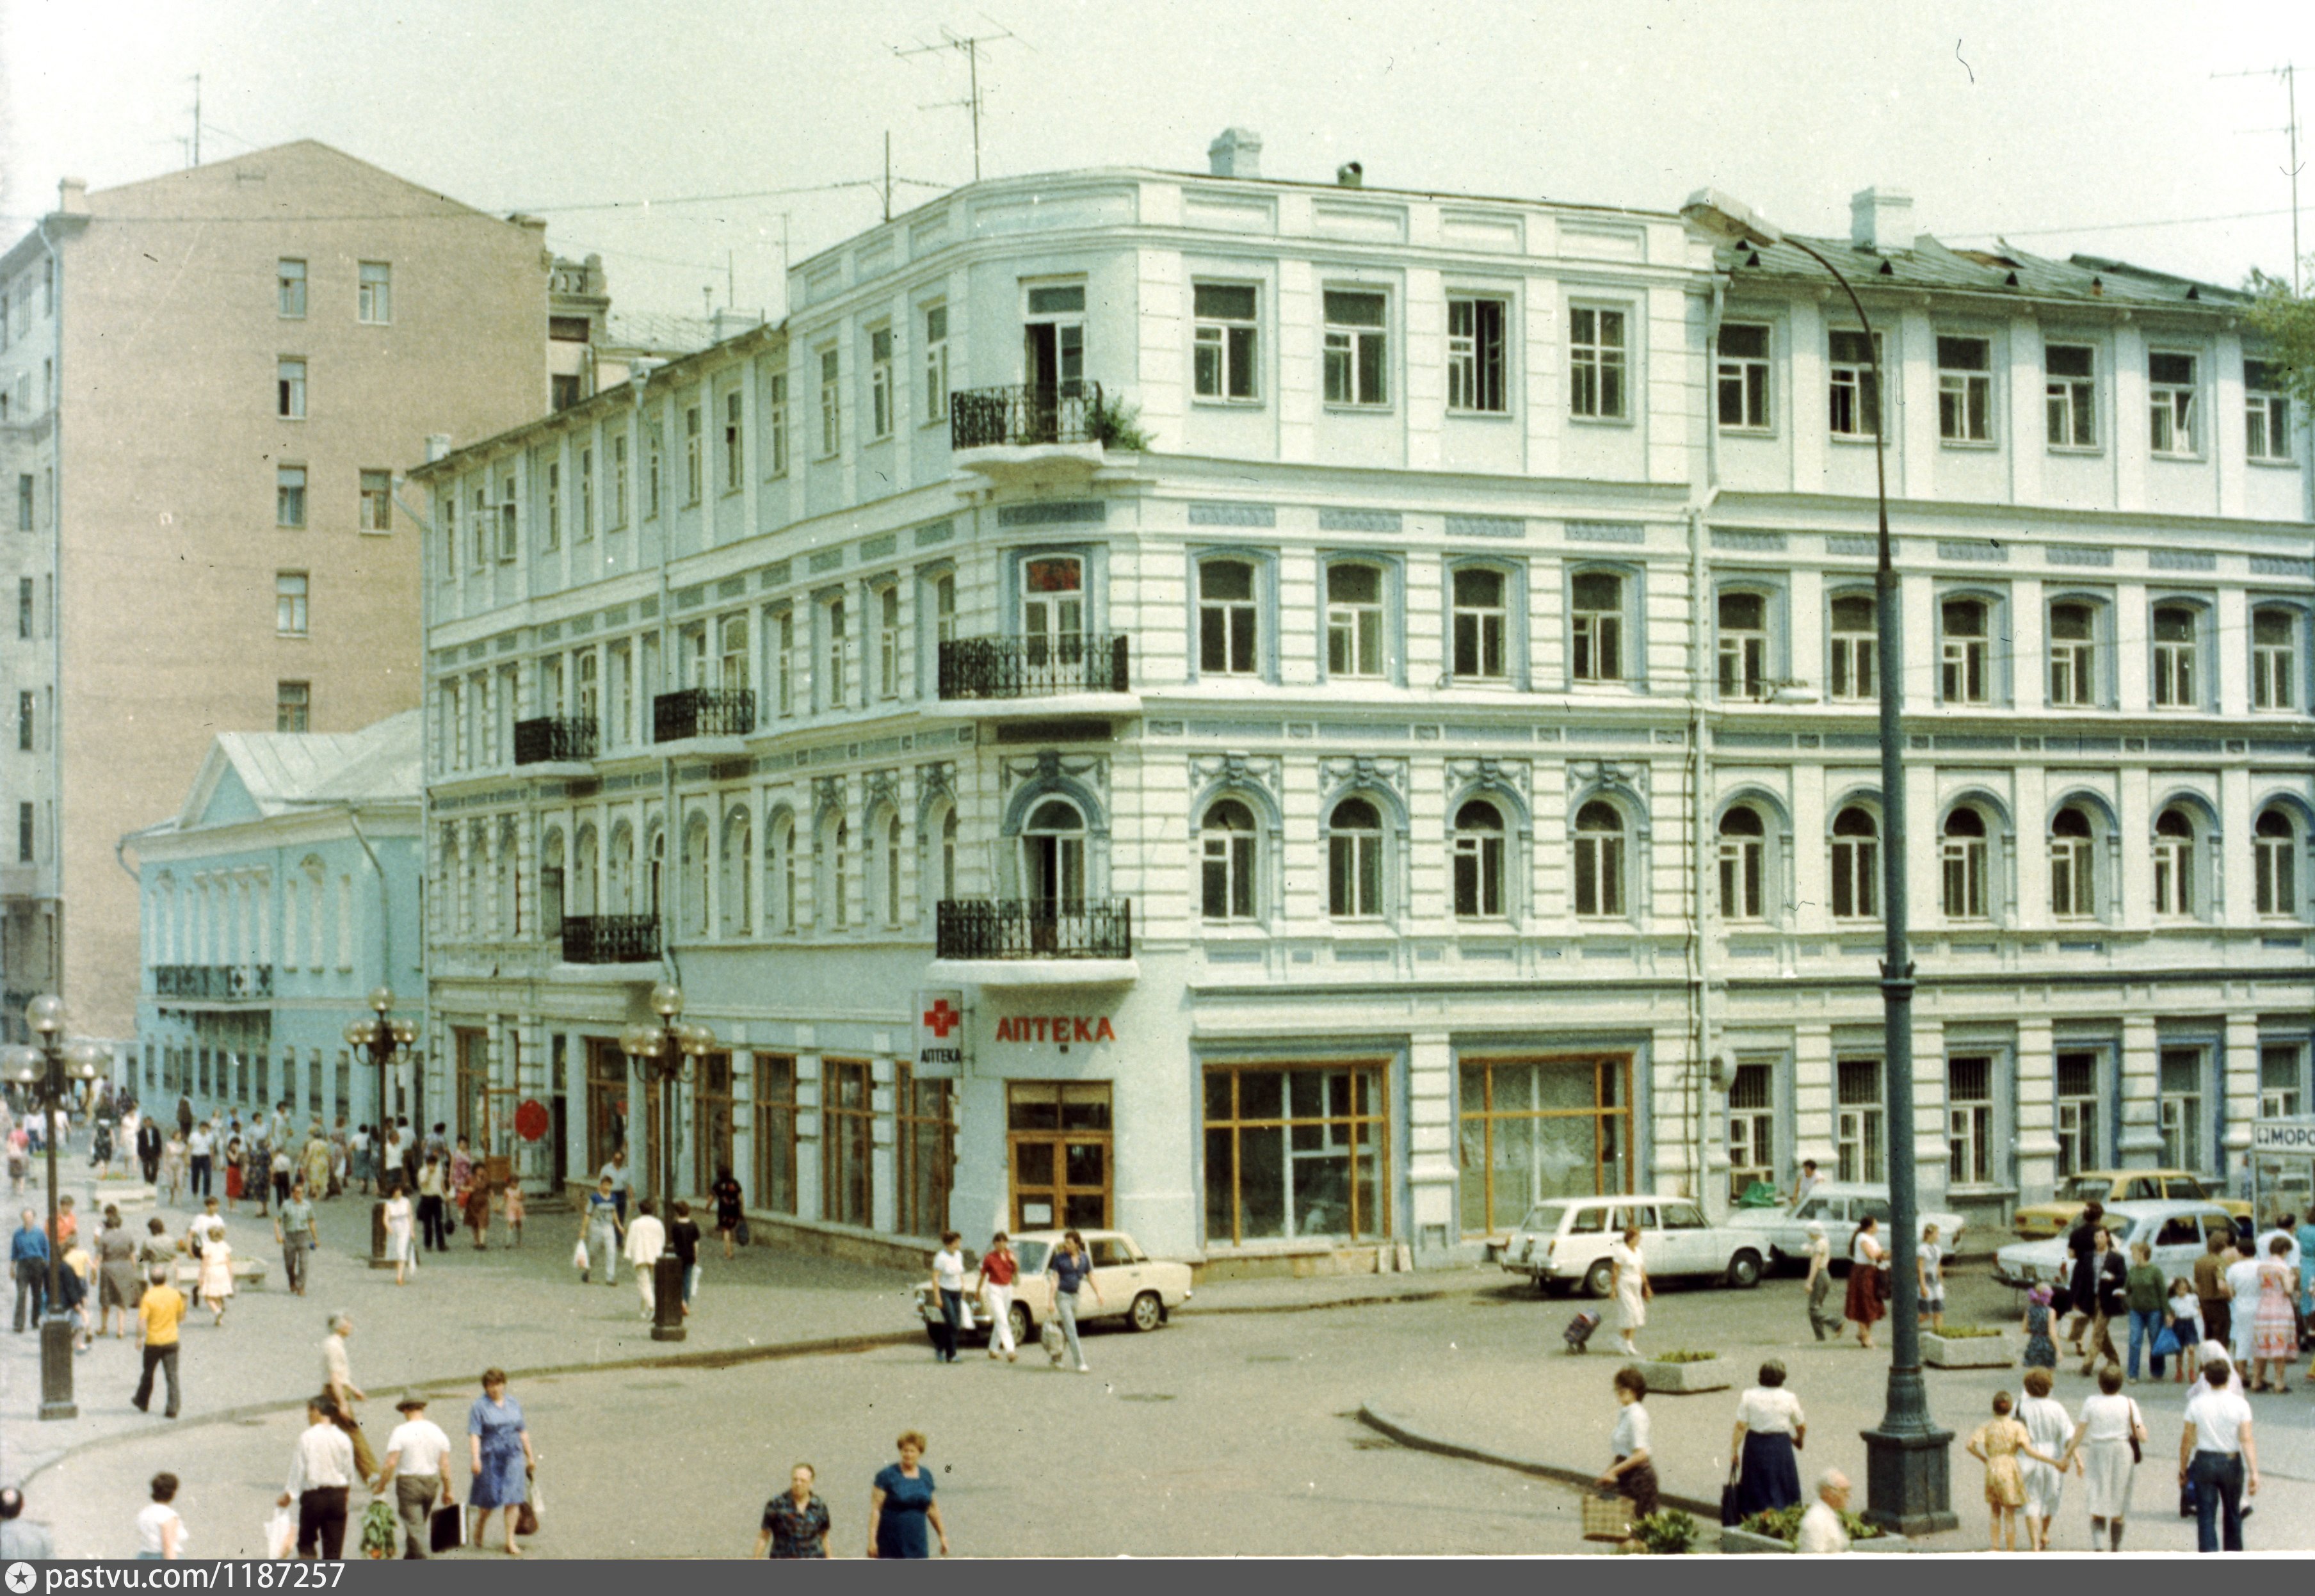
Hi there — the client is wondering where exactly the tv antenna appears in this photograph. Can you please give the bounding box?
[2214,62,2303,293]
[892,19,1027,183]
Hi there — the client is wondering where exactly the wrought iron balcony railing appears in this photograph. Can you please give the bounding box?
[949,382,1105,449]
[154,964,274,1000]
[560,915,660,965]
[937,634,1129,701]
[935,898,1133,961]
[652,687,755,743]
[514,715,599,764]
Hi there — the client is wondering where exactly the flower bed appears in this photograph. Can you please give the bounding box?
[1923,1328,2015,1368]
[1638,1351,1729,1394]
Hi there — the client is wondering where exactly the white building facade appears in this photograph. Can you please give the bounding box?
[412,140,2314,1271]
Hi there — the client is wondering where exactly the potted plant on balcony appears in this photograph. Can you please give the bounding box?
[1085,393,1150,451]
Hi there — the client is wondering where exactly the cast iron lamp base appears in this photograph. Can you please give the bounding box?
[651,1253,686,1342]
[1859,1419,1959,1538]
[39,1311,78,1420]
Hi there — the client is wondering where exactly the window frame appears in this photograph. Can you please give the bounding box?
[817,345,841,458]
[2047,803,2099,921]
[1569,566,1636,687]
[275,571,309,638]
[1935,334,1995,445]
[1567,302,1630,422]
[1320,287,1389,409]
[276,679,311,734]
[2149,597,2207,711]
[277,259,307,319]
[277,357,307,421]
[2254,806,2303,919]
[359,469,392,533]
[2250,603,2305,713]
[1192,281,1261,405]
[1937,592,1998,706]
[2147,349,2200,458]
[1198,796,1261,924]
[1446,559,1519,686]
[2044,594,2106,709]
[1828,589,1877,702]
[1450,797,1509,921]
[763,369,790,478]
[1324,795,1389,921]
[1570,798,1630,921]
[1320,555,1394,684]
[1714,584,1775,702]
[357,261,391,325]
[1827,328,1882,441]
[722,387,745,491]
[1445,293,1509,415]
[1834,1056,1886,1184]
[2151,803,2200,920]
[1191,549,1268,681]
[275,465,308,529]
[867,324,894,442]
[682,401,704,505]
[1829,802,1880,922]
[2044,341,2099,451]
[1940,805,1993,922]
[921,303,949,424]
[1716,320,1772,433]
[1715,803,1768,923]
[2245,358,2293,463]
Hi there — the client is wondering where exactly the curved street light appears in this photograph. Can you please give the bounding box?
[618,982,716,1342]
[4,995,111,1420]
[343,986,418,1268]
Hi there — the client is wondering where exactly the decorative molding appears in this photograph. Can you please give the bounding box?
[1446,514,1523,540]
[810,775,846,830]
[2150,549,2217,572]
[864,769,899,816]
[1568,758,1650,800]
[997,499,1106,528]
[1566,520,1645,545]
[2046,545,2114,567]
[716,576,748,599]
[2249,556,2314,579]
[674,584,706,610]
[1318,755,1410,803]
[914,519,955,547]
[1188,501,1275,528]
[757,562,791,589]
[1190,752,1284,803]
[1711,529,1787,552]
[808,547,845,573]
[1937,539,2007,563]
[1825,535,1878,558]
[1318,507,1401,533]
[859,533,896,561]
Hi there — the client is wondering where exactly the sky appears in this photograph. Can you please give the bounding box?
[4,0,2314,320]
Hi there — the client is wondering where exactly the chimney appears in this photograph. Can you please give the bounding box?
[57,177,88,216]
[424,435,453,463]
[1849,187,1914,253]
[1207,127,1262,179]
[1336,161,1364,188]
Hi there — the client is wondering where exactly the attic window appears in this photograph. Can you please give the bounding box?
[2185,286,2200,302]
[1743,250,1761,268]
[1878,259,1894,275]
[2005,271,2019,287]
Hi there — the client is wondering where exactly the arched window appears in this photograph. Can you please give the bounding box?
[1452,800,1505,918]
[1327,797,1383,919]
[1020,799,1085,910]
[939,810,958,902]
[608,823,635,914]
[2152,807,2195,917]
[1942,809,1988,919]
[647,825,667,923]
[827,818,849,928]
[2256,808,2300,917]
[572,825,599,917]
[1200,799,1258,922]
[884,811,904,926]
[766,814,795,933]
[2048,601,2096,706]
[1572,801,1625,918]
[497,818,520,937]
[2049,805,2095,919]
[539,826,566,938]
[1717,592,1767,698]
[862,816,880,928]
[1830,805,1878,920]
[719,810,752,937]
[1716,806,1764,920]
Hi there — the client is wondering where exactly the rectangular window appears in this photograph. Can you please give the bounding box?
[1325,563,1384,678]
[645,423,663,517]
[1006,1081,1115,1232]
[1940,599,1990,704]
[275,571,309,636]
[818,348,841,456]
[1835,1057,1885,1183]
[822,595,848,708]
[821,1059,873,1229]
[1321,290,1387,407]
[1445,295,1507,414]
[2151,606,2197,707]
[867,327,893,440]
[277,359,306,419]
[723,390,744,489]
[277,681,311,732]
[1568,305,1627,419]
[277,259,307,318]
[359,470,392,532]
[2253,608,2297,711]
[2055,1051,2099,1178]
[754,1054,798,1216]
[1716,590,1768,698]
[609,433,629,527]
[2149,351,2198,456]
[1457,1056,1633,1234]
[577,446,594,539]
[2047,601,2096,706]
[1194,283,1261,401]
[276,467,307,528]
[1829,593,1876,700]
[1451,567,1508,680]
[1198,560,1259,675]
[542,463,560,552]
[894,1063,954,1240]
[922,305,949,421]
[2159,1047,2203,1170]
[2260,1043,2303,1120]
[1570,572,1624,682]
[2245,359,2291,462]
[773,608,794,717]
[684,404,703,504]
[16,690,31,752]
[764,373,789,476]
[875,586,900,700]
[1828,330,1880,438]
[497,478,517,561]
[357,262,391,324]
[2045,344,2097,447]
[13,475,28,533]
[1716,322,1770,430]
[1946,1054,1992,1185]
[16,579,29,639]
[1725,1061,1775,1204]
[1937,335,1993,442]
[1204,1063,1389,1244]
[16,802,29,863]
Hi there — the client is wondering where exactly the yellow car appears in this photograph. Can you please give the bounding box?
[2013,1170,2252,1239]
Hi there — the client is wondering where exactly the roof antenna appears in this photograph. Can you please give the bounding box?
[892,19,1028,184]
[2213,62,2303,293]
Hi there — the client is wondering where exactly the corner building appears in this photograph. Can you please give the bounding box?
[413,141,2314,1271]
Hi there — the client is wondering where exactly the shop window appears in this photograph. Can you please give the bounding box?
[1008,1081,1112,1232]
[1727,1062,1776,1204]
[2260,1043,2303,1120]
[894,1061,953,1239]
[1204,1063,1387,1245]
[754,1054,798,1215]
[2158,1047,2204,1171]
[821,1059,873,1227]
[1947,1055,1994,1185]
[1456,1055,1632,1236]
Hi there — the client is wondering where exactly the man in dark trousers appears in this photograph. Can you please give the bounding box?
[2195,1227,2236,1353]
[136,1114,164,1184]
[2064,1200,2106,1355]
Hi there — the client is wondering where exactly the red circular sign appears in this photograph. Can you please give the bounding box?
[514,1099,550,1143]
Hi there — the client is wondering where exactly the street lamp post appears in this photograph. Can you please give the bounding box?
[1681,189,1956,1537]
[343,987,417,1269]
[4,994,111,1421]
[618,982,714,1342]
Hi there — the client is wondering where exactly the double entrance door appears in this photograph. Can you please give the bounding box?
[1007,1081,1111,1231]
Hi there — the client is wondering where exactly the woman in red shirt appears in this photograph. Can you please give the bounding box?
[974,1234,1020,1362]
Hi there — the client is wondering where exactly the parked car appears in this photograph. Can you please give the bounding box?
[912,1229,1193,1348]
[1725,1182,1966,1274]
[1994,1200,2234,1290]
[2011,1170,2251,1239]
[1500,1194,1766,1296]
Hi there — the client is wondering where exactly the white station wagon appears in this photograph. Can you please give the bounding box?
[1501,1194,1767,1296]
[914,1229,1193,1348]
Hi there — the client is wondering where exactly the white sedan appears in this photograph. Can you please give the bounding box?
[1724,1182,1966,1273]
[1994,1200,2232,1291]
[914,1229,1193,1348]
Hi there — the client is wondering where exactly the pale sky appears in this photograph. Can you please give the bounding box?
[5,0,2314,319]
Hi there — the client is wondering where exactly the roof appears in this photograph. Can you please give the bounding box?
[1719,230,2251,312]
[605,311,727,357]
[137,710,423,842]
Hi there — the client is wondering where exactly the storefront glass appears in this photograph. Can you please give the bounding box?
[1204,1063,1388,1245]
[1456,1055,1632,1236]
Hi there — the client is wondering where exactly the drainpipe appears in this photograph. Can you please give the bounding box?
[35,216,64,1019]
[394,457,442,1126]
[1689,275,1727,1216]
[631,361,682,992]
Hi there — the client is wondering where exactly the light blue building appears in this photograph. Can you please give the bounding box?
[119,712,424,1129]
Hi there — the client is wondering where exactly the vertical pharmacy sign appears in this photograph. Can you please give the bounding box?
[915,990,967,1078]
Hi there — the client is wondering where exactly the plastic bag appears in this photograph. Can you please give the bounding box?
[960,1296,977,1333]
[264,1506,297,1559]
[571,1237,588,1272]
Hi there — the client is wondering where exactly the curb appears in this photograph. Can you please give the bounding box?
[1355,1403,1721,1520]
[1185,1286,1464,1317]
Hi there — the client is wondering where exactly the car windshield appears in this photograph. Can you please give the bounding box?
[2054,1177,2116,1204]
[1519,1203,1572,1235]
[1014,1241,1050,1274]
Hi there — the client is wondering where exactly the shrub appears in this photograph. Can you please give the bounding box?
[1933,1324,2006,1339]
[1738,1504,1882,1545]
[1649,1349,1720,1364]
[1086,394,1150,451]
[1632,1510,1697,1554]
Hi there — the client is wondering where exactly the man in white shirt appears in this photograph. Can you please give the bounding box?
[185,1124,214,1200]
[2223,1247,2264,1369]
[624,1196,666,1318]
[2181,1358,2258,1552]
[277,1397,356,1560]
[1789,1159,1823,1212]
[378,1393,454,1560]
[601,1148,633,1223]
[186,1197,225,1261]
[1795,1469,1851,1554]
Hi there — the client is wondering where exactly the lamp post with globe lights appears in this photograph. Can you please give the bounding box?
[4,994,111,1419]
[618,982,715,1342]
[342,986,417,1268]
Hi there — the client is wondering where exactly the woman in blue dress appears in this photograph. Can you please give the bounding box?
[866,1430,948,1558]
[2021,1284,2059,1370]
[467,1368,535,1556]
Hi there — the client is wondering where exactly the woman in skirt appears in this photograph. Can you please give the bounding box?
[2014,1367,2074,1551]
[2021,1284,2060,1371]
[1593,1366,1658,1521]
[195,1224,234,1326]
[2060,1363,2145,1552]
[1843,1214,1887,1350]
[1728,1359,1805,1517]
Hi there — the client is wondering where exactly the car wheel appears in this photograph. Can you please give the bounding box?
[1726,1251,1764,1290]
[1008,1303,1033,1348]
[1584,1259,1615,1300]
[1129,1291,1164,1332]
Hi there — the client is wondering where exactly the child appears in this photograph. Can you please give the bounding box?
[503,1177,524,1246]
[2167,1278,2202,1383]
[2014,1368,2074,1551]
[1966,1390,2058,1552]
[1917,1223,1946,1332]
[2022,1284,2058,1371]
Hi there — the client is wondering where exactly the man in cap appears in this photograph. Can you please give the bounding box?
[378,1392,455,1558]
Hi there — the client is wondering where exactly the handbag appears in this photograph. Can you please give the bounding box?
[1581,1491,1633,1542]
[734,1218,750,1247]
[2127,1398,2145,1464]
[429,1503,464,1553]
[264,1506,297,1559]
[1719,1462,1743,1527]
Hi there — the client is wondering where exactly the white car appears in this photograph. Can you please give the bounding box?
[913,1229,1193,1348]
[1725,1182,1966,1273]
[1994,1199,2233,1291]
[1500,1194,1766,1296]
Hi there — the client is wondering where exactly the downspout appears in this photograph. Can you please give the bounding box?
[636,363,681,993]
[35,218,65,1026]
[1689,274,1727,1214]
[393,463,440,1129]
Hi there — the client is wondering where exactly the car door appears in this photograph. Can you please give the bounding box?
[1085,1236,1137,1319]
[2150,1211,2206,1278]
[1657,1200,1715,1275]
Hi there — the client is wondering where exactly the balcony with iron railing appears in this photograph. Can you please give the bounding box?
[152,964,274,1001]
[932,634,1136,718]
[514,715,599,768]
[652,688,755,750]
[931,898,1137,987]
[948,383,1117,484]
[560,915,660,966]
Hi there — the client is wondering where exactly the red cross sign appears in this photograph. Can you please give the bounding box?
[922,997,962,1038]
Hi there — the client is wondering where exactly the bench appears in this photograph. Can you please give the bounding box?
[175,1256,270,1292]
